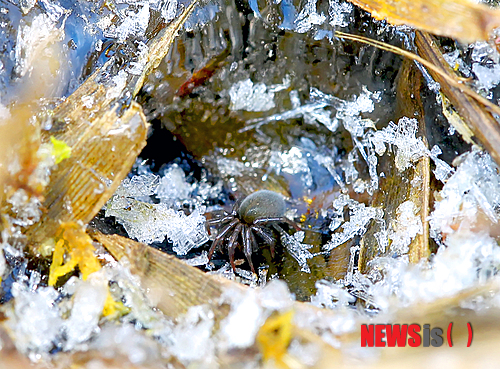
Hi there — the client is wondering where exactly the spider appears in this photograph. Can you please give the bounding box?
[207,190,301,273]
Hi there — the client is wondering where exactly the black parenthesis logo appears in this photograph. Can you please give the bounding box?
[467,322,473,347]
[447,322,453,347]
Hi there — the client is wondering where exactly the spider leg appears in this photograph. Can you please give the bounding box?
[254,217,302,231]
[243,225,256,274]
[208,218,239,260]
[207,215,233,226]
[250,226,276,258]
[227,224,243,273]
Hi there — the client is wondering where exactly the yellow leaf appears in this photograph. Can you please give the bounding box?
[50,136,72,164]
[48,222,101,286]
[256,310,294,368]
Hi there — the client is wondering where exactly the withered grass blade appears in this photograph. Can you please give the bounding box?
[347,0,500,43]
[91,231,232,321]
[415,31,500,166]
[26,1,199,245]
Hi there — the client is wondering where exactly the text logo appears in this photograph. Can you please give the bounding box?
[360,323,473,347]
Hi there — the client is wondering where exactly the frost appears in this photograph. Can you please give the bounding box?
[106,70,128,100]
[115,173,159,198]
[7,189,42,227]
[311,280,356,309]
[170,306,214,364]
[91,324,161,365]
[150,0,178,22]
[280,230,314,273]
[265,147,314,188]
[216,157,247,177]
[259,279,295,311]
[328,0,353,28]
[127,42,150,76]
[220,288,264,348]
[294,0,327,33]
[388,201,422,255]
[165,207,209,254]
[106,198,208,253]
[7,283,63,357]
[105,4,150,43]
[229,77,290,112]
[429,145,454,182]
[219,280,295,349]
[443,49,471,78]
[371,117,453,180]
[471,41,500,91]
[15,14,64,78]
[324,194,383,251]
[157,164,192,203]
[183,251,209,266]
[64,274,108,350]
[371,117,427,171]
[243,88,334,132]
[105,163,213,253]
[430,149,500,240]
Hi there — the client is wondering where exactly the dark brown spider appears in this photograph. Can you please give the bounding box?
[207,190,301,273]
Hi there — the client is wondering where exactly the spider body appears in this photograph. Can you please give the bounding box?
[207,190,300,273]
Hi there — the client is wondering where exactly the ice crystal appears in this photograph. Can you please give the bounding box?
[220,287,264,348]
[328,0,353,28]
[15,14,63,78]
[64,274,108,350]
[371,117,427,171]
[430,148,500,239]
[7,189,42,227]
[106,162,215,253]
[324,194,383,251]
[106,198,208,253]
[265,147,314,188]
[219,280,295,349]
[388,201,422,256]
[229,77,290,112]
[170,306,214,364]
[243,88,333,132]
[280,230,314,273]
[156,164,192,203]
[115,173,159,198]
[103,3,150,43]
[91,324,161,365]
[471,41,500,91]
[311,280,356,309]
[106,70,128,100]
[294,0,326,33]
[150,0,178,22]
[7,283,63,357]
[371,117,453,180]
[183,251,210,266]
[216,157,247,177]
